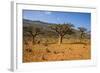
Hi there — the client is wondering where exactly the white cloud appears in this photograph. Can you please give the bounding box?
[45,11,52,15]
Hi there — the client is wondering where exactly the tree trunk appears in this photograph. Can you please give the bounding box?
[32,36,35,44]
[58,35,63,45]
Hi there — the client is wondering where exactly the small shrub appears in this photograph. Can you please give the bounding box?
[54,51,59,54]
[37,40,41,44]
[44,43,48,46]
[46,48,51,53]
[69,48,72,51]
[43,40,49,46]
[25,49,32,53]
[42,55,47,60]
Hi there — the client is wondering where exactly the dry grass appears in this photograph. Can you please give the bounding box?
[23,39,91,63]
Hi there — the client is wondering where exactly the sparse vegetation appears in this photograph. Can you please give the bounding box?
[23,26,43,44]
[23,19,91,63]
[78,27,87,43]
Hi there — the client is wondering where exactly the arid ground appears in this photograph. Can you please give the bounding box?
[23,39,91,62]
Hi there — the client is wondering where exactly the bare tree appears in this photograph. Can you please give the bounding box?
[23,26,43,44]
[78,27,87,42]
[49,23,74,44]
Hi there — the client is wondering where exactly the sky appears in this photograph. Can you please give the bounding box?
[23,10,91,31]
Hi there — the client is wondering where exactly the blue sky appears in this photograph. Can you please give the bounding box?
[23,10,91,30]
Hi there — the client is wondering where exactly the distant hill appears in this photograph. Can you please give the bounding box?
[23,19,52,27]
[23,19,58,37]
[23,19,54,31]
[23,19,90,39]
